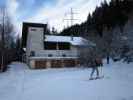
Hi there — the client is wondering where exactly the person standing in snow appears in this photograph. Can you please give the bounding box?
[90,56,103,80]
[107,53,110,64]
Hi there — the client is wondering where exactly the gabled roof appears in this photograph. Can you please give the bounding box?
[22,22,47,48]
[44,35,96,47]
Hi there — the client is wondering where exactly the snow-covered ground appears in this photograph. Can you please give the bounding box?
[0,60,133,100]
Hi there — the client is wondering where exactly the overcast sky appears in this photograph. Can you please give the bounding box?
[0,0,111,34]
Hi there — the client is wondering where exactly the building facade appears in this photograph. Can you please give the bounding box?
[22,22,95,69]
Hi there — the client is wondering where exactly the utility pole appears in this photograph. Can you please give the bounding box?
[70,8,74,26]
[63,8,79,40]
[63,8,78,27]
[1,8,5,72]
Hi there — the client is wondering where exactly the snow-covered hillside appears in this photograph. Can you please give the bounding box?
[0,61,133,100]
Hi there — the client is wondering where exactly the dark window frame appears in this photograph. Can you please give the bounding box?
[44,42,57,50]
[58,42,70,50]
[44,41,70,50]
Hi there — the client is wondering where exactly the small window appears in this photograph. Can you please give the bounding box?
[30,51,35,56]
[62,54,66,57]
[30,28,37,31]
[48,54,53,57]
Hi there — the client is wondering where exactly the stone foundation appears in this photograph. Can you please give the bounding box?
[29,59,80,69]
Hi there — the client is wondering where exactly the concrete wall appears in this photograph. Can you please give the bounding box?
[26,27,44,63]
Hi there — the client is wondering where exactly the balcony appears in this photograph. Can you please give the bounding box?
[34,50,79,58]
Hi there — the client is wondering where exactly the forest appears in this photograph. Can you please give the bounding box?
[60,0,133,62]
[60,0,133,37]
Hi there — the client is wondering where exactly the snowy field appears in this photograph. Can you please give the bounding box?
[0,60,133,100]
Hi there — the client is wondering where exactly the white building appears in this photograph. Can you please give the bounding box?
[22,22,95,69]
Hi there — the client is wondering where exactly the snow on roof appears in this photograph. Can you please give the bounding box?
[44,35,96,47]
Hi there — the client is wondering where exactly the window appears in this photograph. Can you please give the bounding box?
[44,42,56,50]
[44,42,70,50]
[62,54,66,57]
[58,42,70,50]
[30,28,37,31]
[30,51,35,56]
[48,54,53,57]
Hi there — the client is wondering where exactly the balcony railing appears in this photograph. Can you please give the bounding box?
[35,50,79,58]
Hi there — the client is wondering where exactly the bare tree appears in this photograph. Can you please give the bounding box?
[0,7,14,72]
